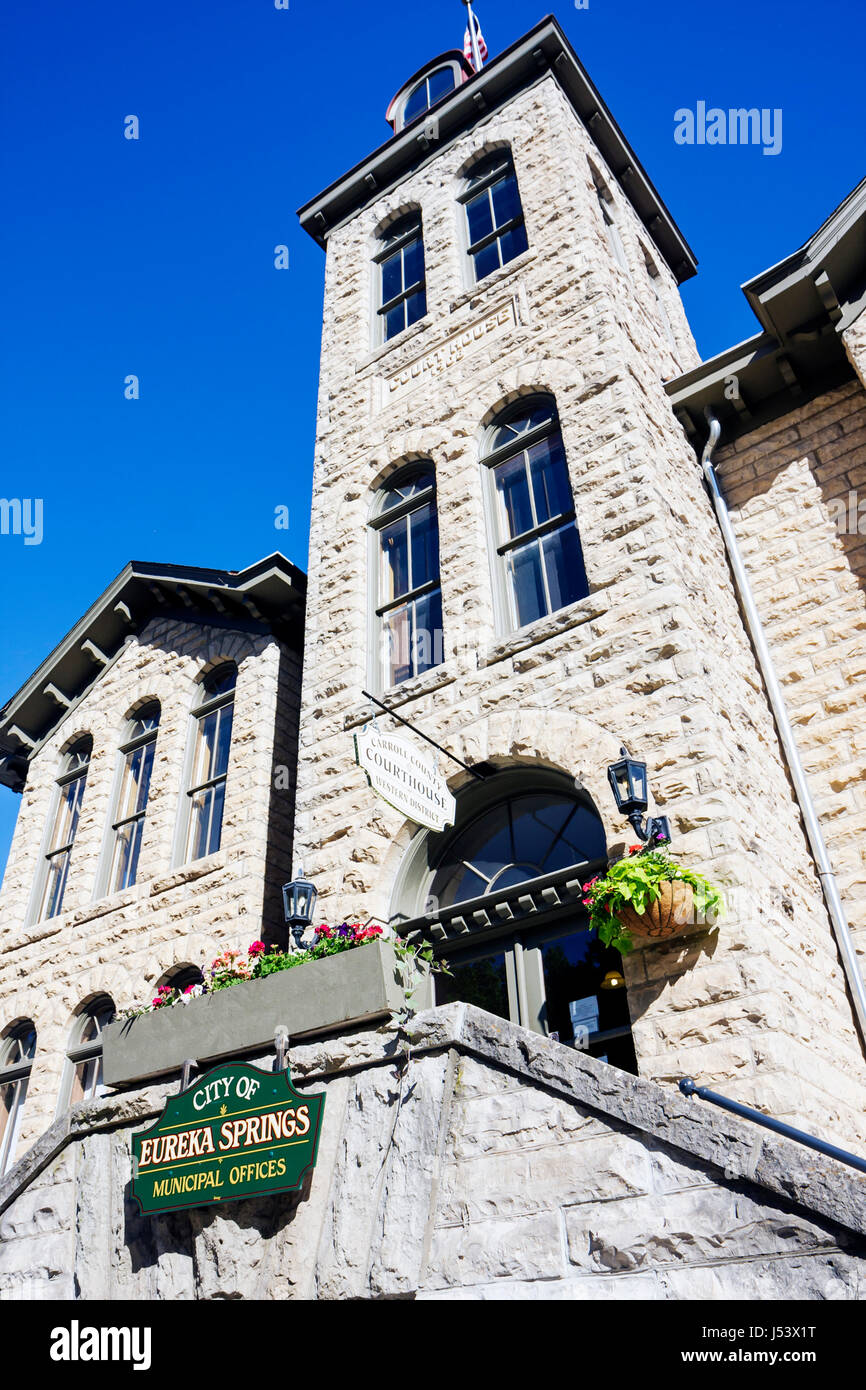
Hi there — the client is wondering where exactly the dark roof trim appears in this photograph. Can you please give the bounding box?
[298,15,696,283]
[0,554,307,788]
[666,176,866,449]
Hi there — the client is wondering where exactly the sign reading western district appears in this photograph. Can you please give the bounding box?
[354,727,456,831]
[131,1060,324,1215]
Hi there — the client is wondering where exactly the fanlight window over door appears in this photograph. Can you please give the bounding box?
[430,791,607,908]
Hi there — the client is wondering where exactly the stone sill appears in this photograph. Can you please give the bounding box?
[344,666,456,731]
[481,591,610,668]
[150,853,226,899]
[102,940,414,1088]
[447,247,537,316]
[355,315,433,375]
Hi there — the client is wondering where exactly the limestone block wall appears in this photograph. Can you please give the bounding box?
[717,378,866,964]
[294,72,866,1147]
[0,1006,864,1302]
[0,618,301,1158]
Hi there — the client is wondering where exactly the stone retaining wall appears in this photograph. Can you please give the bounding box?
[1,1006,864,1301]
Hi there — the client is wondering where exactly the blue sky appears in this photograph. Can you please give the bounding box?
[1,0,864,877]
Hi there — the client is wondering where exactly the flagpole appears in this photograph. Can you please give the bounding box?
[462,0,483,71]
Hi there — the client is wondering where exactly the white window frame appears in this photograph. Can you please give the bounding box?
[374,214,427,347]
[0,1023,36,1177]
[481,398,587,635]
[29,738,92,925]
[97,703,160,898]
[460,150,529,286]
[174,666,237,867]
[58,997,115,1114]
[368,466,443,694]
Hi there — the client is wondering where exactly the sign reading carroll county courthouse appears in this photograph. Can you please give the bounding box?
[131,1060,324,1215]
[354,728,456,831]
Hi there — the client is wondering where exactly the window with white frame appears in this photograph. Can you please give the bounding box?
[0,1022,36,1177]
[399,66,457,129]
[461,151,528,283]
[36,737,92,922]
[106,703,159,894]
[483,397,589,632]
[182,665,236,863]
[376,214,427,343]
[62,997,115,1109]
[371,465,443,690]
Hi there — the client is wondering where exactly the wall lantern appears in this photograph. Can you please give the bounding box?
[600,969,626,991]
[282,871,318,951]
[606,746,671,846]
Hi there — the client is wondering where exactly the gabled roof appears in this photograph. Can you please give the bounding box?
[666,177,866,448]
[0,554,306,791]
[298,15,697,284]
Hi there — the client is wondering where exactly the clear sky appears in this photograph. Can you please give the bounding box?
[1,0,864,879]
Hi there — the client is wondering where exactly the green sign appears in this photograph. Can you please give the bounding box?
[131,1060,325,1215]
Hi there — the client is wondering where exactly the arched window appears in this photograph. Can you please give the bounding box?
[395,779,636,1072]
[375,214,427,343]
[0,1022,36,1177]
[402,66,457,127]
[159,965,204,995]
[590,164,628,272]
[371,466,442,690]
[181,665,236,863]
[482,397,589,631]
[36,737,92,922]
[461,151,528,283]
[105,703,160,894]
[62,997,115,1108]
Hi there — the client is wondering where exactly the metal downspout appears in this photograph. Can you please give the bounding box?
[701,407,866,1050]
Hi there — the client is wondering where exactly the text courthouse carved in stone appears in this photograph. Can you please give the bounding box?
[131,1060,324,1214]
[383,299,518,403]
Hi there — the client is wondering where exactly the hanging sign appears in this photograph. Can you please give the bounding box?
[354,727,456,831]
[131,1060,325,1215]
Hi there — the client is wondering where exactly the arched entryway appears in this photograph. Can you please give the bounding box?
[391,768,637,1072]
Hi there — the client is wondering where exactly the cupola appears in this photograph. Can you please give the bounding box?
[385,51,473,134]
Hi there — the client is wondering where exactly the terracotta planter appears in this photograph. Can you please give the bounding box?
[616,880,695,942]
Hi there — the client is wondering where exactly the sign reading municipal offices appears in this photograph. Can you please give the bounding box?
[131,1061,324,1215]
[354,727,456,831]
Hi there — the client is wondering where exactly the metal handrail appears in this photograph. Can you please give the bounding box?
[679,1077,866,1175]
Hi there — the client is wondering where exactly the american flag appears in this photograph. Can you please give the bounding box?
[463,10,488,69]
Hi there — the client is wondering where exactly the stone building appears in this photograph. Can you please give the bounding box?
[0,14,865,1301]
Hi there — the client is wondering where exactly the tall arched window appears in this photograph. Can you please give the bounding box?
[61,997,115,1109]
[37,737,92,922]
[105,703,160,894]
[376,214,427,343]
[371,466,443,690]
[0,1022,36,1177]
[181,665,236,863]
[483,397,589,631]
[395,777,636,1072]
[461,151,528,283]
[400,65,457,128]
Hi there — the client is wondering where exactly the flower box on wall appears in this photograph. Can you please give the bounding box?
[103,940,412,1088]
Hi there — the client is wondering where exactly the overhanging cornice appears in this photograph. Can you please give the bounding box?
[0,553,307,790]
[666,176,866,449]
[298,15,696,283]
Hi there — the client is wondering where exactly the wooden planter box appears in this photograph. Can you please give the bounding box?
[103,941,412,1088]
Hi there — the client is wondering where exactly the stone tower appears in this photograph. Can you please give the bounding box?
[295,17,866,1148]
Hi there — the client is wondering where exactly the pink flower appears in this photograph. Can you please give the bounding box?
[248,940,265,956]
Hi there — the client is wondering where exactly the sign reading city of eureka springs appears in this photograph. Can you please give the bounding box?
[354,727,456,831]
[131,1061,324,1215]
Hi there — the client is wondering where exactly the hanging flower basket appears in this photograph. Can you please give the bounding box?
[583,841,723,953]
[615,879,695,942]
